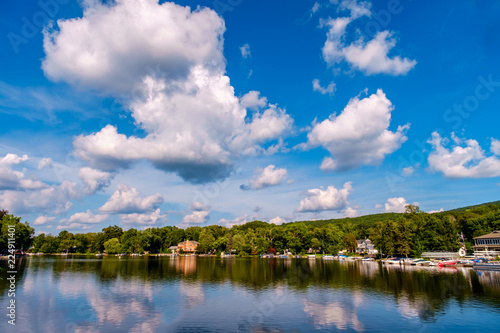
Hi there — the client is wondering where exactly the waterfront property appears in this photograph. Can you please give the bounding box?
[473,230,500,258]
[177,240,199,253]
[356,239,378,256]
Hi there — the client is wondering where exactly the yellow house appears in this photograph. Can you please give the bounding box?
[177,240,199,253]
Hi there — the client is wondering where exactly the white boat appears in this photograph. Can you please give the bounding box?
[307,255,317,259]
[322,255,334,260]
[412,259,430,266]
[382,258,402,265]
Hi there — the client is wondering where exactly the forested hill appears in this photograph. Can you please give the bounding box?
[287,200,500,227]
[286,213,403,227]
[444,200,500,213]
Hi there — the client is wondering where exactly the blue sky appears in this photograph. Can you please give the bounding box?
[0,0,499,233]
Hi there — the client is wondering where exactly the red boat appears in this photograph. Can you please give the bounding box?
[438,260,457,267]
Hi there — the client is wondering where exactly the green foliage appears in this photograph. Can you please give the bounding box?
[104,238,121,254]
[0,212,35,251]
[8,201,500,258]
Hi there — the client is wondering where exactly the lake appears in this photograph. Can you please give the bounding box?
[1,256,499,332]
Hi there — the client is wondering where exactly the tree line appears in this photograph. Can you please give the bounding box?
[1,203,499,257]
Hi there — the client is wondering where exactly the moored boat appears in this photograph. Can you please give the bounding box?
[473,258,500,270]
[438,260,457,268]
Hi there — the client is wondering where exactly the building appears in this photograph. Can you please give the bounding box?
[177,240,199,253]
[356,239,378,256]
[473,230,500,258]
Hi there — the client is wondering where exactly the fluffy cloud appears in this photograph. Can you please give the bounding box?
[42,0,292,184]
[0,153,29,166]
[428,132,500,178]
[304,89,409,171]
[491,138,500,155]
[297,182,352,213]
[182,210,210,224]
[60,210,109,225]
[99,184,163,214]
[384,197,418,213]
[0,153,85,214]
[312,79,336,96]
[242,165,288,190]
[37,158,53,169]
[321,0,416,75]
[269,216,286,225]
[0,181,79,214]
[344,207,357,217]
[0,154,42,191]
[42,0,225,94]
[248,106,293,142]
[33,216,56,226]
[79,167,114,194]
[218,214,249,228]
[56,223,92,231]
[240,43,251,59]
[182,202,210,224]
[120,209,167,226]
[240,91,268,110]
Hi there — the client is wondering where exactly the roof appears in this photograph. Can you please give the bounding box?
[474,231,500,239]
[178,240,200,245]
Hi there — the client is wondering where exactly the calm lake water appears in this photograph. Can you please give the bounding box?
[1,256,500,333]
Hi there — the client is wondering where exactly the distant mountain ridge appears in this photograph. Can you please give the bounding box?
[283,200,500,227]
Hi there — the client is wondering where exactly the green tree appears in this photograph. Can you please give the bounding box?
[343,233,357,253]
[104,238,121,254]
[0,213,35,251]
[198,229,216,253]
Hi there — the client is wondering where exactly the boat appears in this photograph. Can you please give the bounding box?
[307,255,317,259]
[473,259,500,270]
[438,260,457,268]
[321,255,334,260]
[411,259,430,266]
[382,257,401,265]
[361,257,374,261]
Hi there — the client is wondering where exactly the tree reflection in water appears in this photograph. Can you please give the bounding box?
[1,256,499,332]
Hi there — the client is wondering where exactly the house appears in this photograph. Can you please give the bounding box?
[473,230,500,258]
[168,246,178,253]
[177,240,199,253]
[356,239,378,256]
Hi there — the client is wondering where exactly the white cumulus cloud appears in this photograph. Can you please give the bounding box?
[33,216,56,226]
[240,91,268,110]
[321,0,416,75]
[344,207,357,217]
[0,180,79,214]
[99,184,163,214]
[60,210,109,225]
[37,158,53,169]
[242,165,288,190]
[297,182,352,213]
[182,202,210,224]
[120,208,167,226]
[269,216,286,225]
[42,0,292,184]
[384,197,418,213]
[304,89,409,171]
[79,167,114,194]
[218,214,249,228]
[428,132,500,178]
